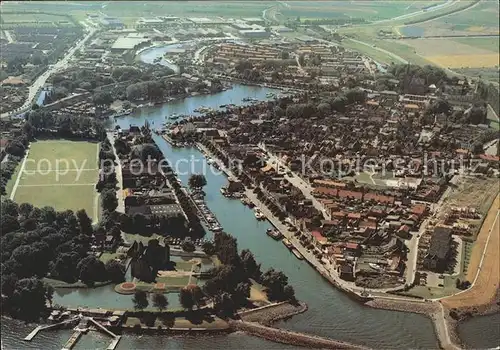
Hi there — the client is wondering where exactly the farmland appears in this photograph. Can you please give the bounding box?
[281,1,445,22]
[9,140,99,220]
[396,38,499,68]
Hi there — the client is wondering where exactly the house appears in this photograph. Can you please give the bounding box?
[311,230,329,248]
[344,242,361,256]
[104,235,118,251]
[423,226,452,272]
[339,263,355,281]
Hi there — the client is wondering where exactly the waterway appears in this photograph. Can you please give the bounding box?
[2,83,441,349]
[1,79,490,349]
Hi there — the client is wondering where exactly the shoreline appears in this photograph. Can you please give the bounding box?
[195,141,468,349]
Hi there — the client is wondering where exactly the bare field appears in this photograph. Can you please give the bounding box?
[440,176,499,218]
[427,54,499,68]
[441,195,499,309]
[397,38,499,68]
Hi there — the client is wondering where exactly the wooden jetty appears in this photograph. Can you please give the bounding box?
[24,318,79,341]
[62,330,82,350]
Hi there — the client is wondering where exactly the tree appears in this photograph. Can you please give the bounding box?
[214,292,235,317]
[132,290,149,310]
[105,260,125,283]
[234,281,250,306]
[76,209,93,235]
[11,278,47,321]
[283,285,296,301]
[188,174,207,190]
[18,203,34,217]
[179,287,195,310]
[261,268,289,301]
[152,293,168,312]
[93,91,113,108]
[2,199,19,217]
[45,284,54,307]
[1,215,20,235]
[76,255,106,285]
[240,249,261,280]
[201,241,215,255]
[182,239,195,252]
[101,189,118,212]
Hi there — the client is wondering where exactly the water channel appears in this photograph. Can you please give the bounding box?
[1,46,494,349]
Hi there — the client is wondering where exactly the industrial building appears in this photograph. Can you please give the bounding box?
[100,17,124,29]
[238,30,270,38]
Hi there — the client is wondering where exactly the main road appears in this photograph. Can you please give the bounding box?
[1,24,97,119]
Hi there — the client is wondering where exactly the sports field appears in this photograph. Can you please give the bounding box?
[10,140,100,220]
[442,195,499,309]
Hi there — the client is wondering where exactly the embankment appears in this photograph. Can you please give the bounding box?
[230,320,368,350]
[238,301,307,325]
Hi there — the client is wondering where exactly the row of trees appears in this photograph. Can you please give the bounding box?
[25,109,106,140]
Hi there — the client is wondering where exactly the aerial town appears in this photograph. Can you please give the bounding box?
[0,1,499,350]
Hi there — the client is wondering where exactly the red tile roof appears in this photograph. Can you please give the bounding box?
[479,154,500,162]
[338,190,363,200]
[345,242,359,250]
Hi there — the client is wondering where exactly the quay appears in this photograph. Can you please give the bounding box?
[194,142,367,300]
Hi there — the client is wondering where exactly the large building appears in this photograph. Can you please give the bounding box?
[111,33,151,52]
[423,226,452,272]
[100,17,124,29]
[238,29,270,38]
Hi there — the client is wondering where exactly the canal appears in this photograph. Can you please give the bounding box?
[1,78,494,348]
[2,84,441,349]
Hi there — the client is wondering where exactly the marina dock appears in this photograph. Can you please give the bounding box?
[62,330,82,350]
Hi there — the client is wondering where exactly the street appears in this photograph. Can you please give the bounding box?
[1,24,97,119]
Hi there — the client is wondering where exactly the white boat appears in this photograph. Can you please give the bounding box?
[254,208,265,220]
[369,263,382,271]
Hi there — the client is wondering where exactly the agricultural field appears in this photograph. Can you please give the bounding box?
[431,0,499,33]
[100,1,273,18]
[394,38,499,68]
[281,1,443,22]
[9,140,100,220]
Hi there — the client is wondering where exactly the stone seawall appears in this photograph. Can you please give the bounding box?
[230,320,368,350]
[238,301,307,325]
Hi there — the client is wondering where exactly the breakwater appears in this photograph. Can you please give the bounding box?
[230,321,368,350]
[238,301,308,325]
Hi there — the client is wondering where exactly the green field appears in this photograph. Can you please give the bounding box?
[452,37,500,51]
[281,1,442,21]
[10,140,99,220]
[0,12,69,23]
[432,1,499,28]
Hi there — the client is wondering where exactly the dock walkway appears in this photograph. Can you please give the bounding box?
[62,330,82,350]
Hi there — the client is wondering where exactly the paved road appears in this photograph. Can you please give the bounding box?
[1,25,97,119]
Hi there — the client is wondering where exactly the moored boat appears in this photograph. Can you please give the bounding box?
[266,228,283,240]
[292,249,304,260]
[282,238,293,250]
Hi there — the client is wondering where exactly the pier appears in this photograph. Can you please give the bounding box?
[24,318,80,341]
[62,330,82,350]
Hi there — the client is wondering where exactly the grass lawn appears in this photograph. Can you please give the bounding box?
[156,275,191,287]
[99,253,123,264]
[11,140,99,220]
